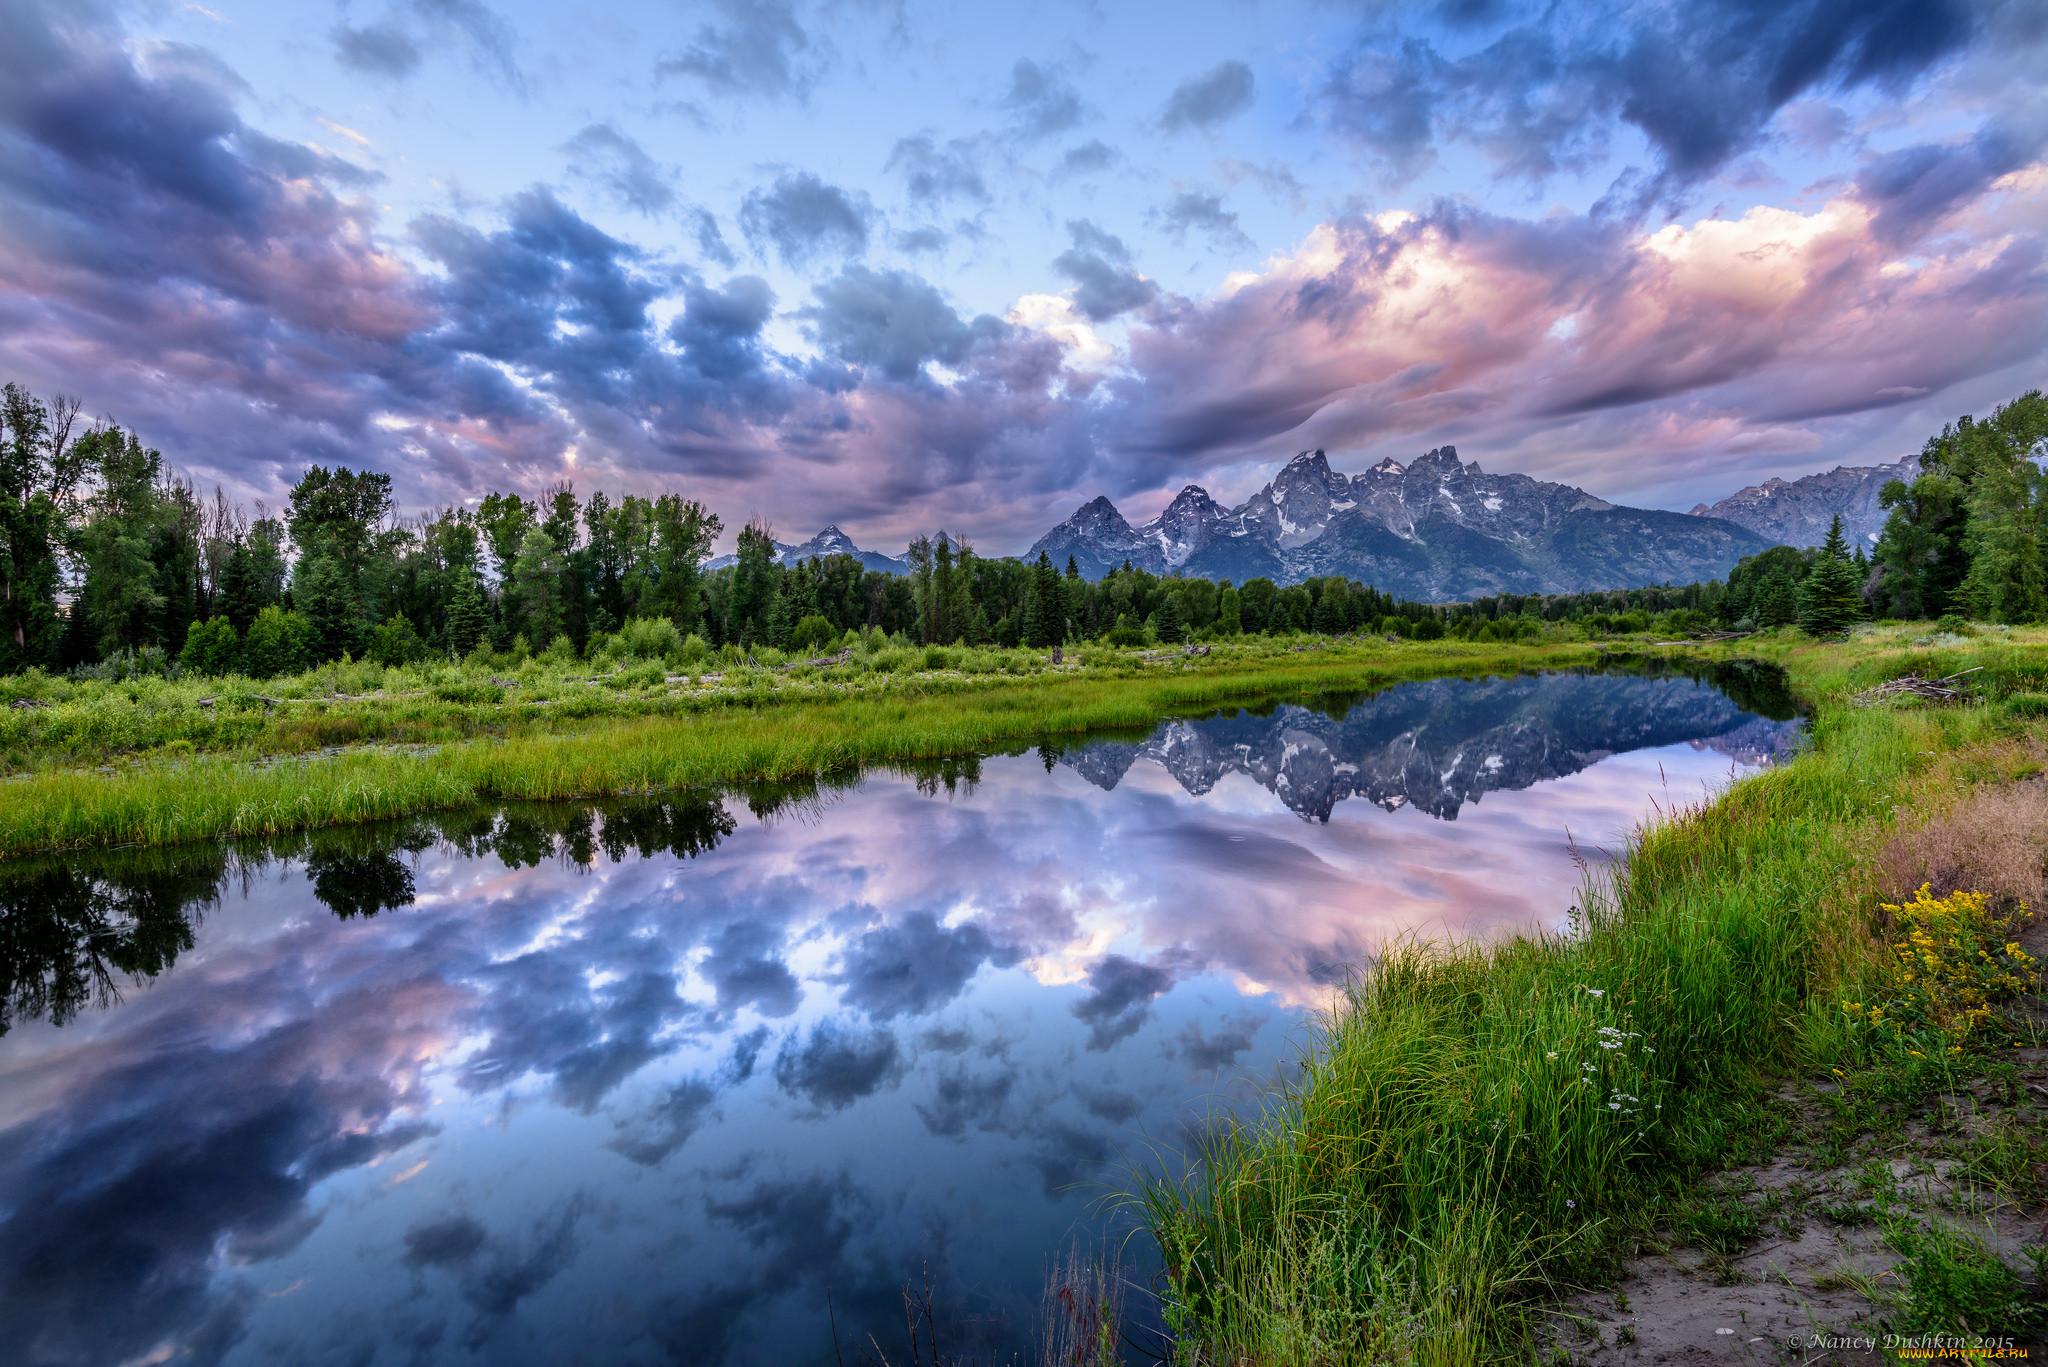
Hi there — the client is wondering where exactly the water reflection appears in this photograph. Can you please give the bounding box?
[0,666,1801,1366]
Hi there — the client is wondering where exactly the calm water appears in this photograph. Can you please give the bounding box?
[0,663,1800,1367]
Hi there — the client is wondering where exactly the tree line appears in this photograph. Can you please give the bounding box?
[4,382,2039,679]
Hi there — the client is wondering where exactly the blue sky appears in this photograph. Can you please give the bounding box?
[1,0,2043,551]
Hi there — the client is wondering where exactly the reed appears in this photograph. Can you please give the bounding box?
[1131,624,2048,1364]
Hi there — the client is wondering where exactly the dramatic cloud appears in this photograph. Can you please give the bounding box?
[1161,60,1255,131]
[1317,0,1977,193]
[1052,220,1160,321]
[739,171,874,267]
[772,1019,903,1109]
[1070,953,1174,1050]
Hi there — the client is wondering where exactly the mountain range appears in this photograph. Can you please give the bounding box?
[1024,447,1776,600]
[1686,455,1918,548]
[718,447,1920,602]
[1060,671,1805,822]
[704,525,907,575]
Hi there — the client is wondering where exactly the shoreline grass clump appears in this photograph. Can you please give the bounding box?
[1133,626,2048,1362]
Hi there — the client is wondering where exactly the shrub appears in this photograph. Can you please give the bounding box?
[366,614,427,667]
[241,606,317,677]
[433,682,503,705]
[923,646,956,671]
[1105,614,1145,647]
[788,614,838,655]
[179,617,241,677]
[678,633,711,667]
[611,616,682,661]
[1842,884,2038,1045]
[1934,613,1978,637]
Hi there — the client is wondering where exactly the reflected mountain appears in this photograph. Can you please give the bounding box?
[1058,665,1804,821]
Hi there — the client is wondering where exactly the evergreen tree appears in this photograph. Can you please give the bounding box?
[729,520,777,645]
[445,572,489,656]
[1755,569,1799,628]
[178,616,240,676]
[1798,514,1866,635]
[1156,591,1189,643]
[511,527,563,645]
[0,384,83,671]
[1312,584,1348,634]
[1028,552,1063,646]
[296,556,361,661]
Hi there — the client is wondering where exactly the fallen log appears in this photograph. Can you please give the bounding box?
[1851,666,1982,707]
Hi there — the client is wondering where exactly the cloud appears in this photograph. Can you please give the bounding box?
[885,134,989,205]
[1055,139,1118,177]
[772,1019,903,1109]
[1171,1014,1264,1073]
[332,21,422,78]
[739,171,873,267]
[833,910,1019,1017]
[916,1066,1016,1137]
[656,0,824,103]
[1069,953,1174,1050]
[1155,191,1252,251]
[1317,0,1979,195]
[1052,220,1159,322]
[1856,127,2033,242]
[1160,60,1254,131]
[700,917,801,1016]
[403,1215,489,1269]
[1003,58,1084,140]
[609,1077,719,1165]
[800,267,1007,385]
[562,123,678,216]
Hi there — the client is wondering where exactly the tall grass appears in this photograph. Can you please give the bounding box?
[1132,627,2048,1364]
[0,640,1612,856]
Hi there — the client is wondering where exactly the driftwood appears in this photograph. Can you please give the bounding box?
[1852,666,1983,707]
[775,646,855,672]
[1183,644,1211,657]
[9,697,48,709]
[1690,630,1753,642]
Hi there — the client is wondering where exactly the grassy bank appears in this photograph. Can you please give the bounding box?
[1133,624,2048,1361]
[0,636,1618,857]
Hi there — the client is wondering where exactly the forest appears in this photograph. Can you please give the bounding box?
[2,383,2042,681]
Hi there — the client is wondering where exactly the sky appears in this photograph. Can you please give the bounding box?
[0,0,2044,555]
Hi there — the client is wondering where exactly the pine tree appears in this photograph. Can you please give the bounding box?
[445,572,488,657]
[1799,514,1866,636]
[1156,591,1188,643]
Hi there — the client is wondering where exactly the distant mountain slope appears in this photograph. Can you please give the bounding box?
[1028,447,1773,599]
[706,525,908,574]
[1688,455,1918,548]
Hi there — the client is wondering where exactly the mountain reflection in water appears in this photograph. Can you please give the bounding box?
[0,665,1799,1366]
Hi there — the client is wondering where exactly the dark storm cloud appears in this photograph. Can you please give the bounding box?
[833,910,1020,1017]
[1003,58,1085,140]
[1052,220,1160,322]
[1857,127,2033,242]
[1155,190,1251,250]
[1160,60,1255,131]
[403,1215,489,1269]
[450,1199,588,1350]
[1069,953,1174,1051]
[1319,0,1977,194]
[916,1066,1017,1137]
[800,268,1009,385]
[700,918,802,1016]
[332,21,423,78]
[657,0,825,102]
[739,171,873,267]
[1171,1015,1263,1074]
[772,1019,903,1109]
[562,122,678,216]
[1026,1120,1113,1196]
[886,134,989,204]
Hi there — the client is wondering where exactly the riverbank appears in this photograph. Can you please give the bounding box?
[0,636,1629,856]
[1134,623,2048,1360]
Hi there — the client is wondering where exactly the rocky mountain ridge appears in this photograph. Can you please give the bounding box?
[1686,455,1919,548]
[705,525,908,575]
[1029,447,1774,600]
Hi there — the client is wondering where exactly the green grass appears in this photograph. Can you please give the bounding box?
[1130,624,2048,1365]
[0,636,1621,856]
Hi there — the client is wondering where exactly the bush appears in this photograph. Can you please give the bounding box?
[678,633,711,667]
[788,614,838,655]
[923,646,956,671]
[611,616,683,661]
[179,617,241,677]
[366,614,427,667]
[1105,614,1145,647]
[1934,613,1978,637]
[241,605,317,678]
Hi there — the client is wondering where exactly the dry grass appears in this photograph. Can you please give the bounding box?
[1878,773,2048,911]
